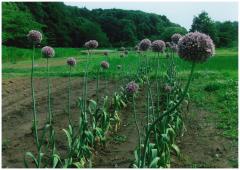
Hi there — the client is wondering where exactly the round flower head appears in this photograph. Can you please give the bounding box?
[100,61,109,69]
[27,30,42,44]
[151,40,166,53]
[84,40,98,49]
[126,81,139,94]
[67,57,77,66]
[41,46,55,58]
[139,39,151,51]
[171,33,182,44]
[103,51,108,56]
[178,32,215,63]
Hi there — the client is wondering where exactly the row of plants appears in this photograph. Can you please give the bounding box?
[24,29,215,168]
[24,31,128,168]
[128,33,215,167]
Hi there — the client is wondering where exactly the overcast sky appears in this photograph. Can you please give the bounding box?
[64,1,238,30]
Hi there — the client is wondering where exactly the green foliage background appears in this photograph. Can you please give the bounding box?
[2,2,238,48]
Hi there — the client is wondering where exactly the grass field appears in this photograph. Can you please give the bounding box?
[3,46,238,140]
[2,46,238,167]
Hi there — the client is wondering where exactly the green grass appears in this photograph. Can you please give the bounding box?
[2,46,238,139]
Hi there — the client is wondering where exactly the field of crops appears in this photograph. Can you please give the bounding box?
[2,33,238,168]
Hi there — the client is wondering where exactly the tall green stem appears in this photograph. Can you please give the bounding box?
[96,68,100,104]
[68,66,72,126]
[132,95,141,167]
[47,58,52,124]
[141,62,196,167]
[31,45,39,149]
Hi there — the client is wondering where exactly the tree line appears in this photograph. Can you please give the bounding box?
[2,2,238,48]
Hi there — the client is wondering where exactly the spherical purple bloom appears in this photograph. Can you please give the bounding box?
[178,32,215,63]
[139,39,151,51]
[103,51,108,56]
[151,40,166,53]
[100,61,109,69]
[126,81,139,94]
[27,30,42,44]
[67,57,77,66]
[41,46,55,58]
[171,33,182,44]
[84,40,98,49]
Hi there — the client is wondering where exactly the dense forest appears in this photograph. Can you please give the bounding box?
[2,2,238,48]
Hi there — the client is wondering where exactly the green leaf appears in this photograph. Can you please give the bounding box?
[63,129,72,149]
[24,152,38,168]
[149,157,160,168]
[171,144,180,156]
[52,154,61,168]
[151,148,158,159]
[73,162,84,168]
[132,163,139,168]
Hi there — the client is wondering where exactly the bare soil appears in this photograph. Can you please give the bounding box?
[2,78,238,168]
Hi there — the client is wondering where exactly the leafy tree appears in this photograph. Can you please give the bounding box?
[215,21,238,47]
[161,27,187,42]
[2,2,44,47]
[190,11,218,44]
[3,2,237,48]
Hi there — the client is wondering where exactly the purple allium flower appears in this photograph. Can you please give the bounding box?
[171,33,182,44]
[41,46,55,58]
[100,61,109,69]
[151,40,166,53]
[103,51,108,56]
[139,39,151,51]
[67,57,77,66]
[117,65,122,69]
[84,40,98,49]
[124,50,129,55]
[126,81,139,94]
[164,84,172,93]
[178,32,215,63]
[27,30,42,44]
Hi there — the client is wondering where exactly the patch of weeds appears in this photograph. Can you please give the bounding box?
[2,139,10,150]
[204,82,222,92]
[111,135,127,144]
[191,163,209,168]
[228,158,238,168]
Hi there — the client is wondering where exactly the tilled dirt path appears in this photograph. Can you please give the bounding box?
[2,78,237,168]
[2,77,118,168]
